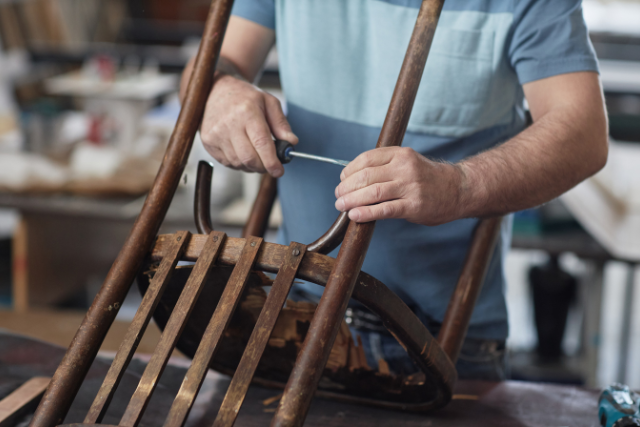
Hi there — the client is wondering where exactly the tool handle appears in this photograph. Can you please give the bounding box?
[274,139,293,164]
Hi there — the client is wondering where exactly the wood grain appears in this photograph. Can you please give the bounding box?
[213,243,306,427]
[0,377,50,427]
[164,236,263,427]
[119,231,226,427]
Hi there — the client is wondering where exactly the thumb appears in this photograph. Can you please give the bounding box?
[264,95,298,145]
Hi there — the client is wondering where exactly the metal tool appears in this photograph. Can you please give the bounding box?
[599,384,640,427]
[275,139,350,167]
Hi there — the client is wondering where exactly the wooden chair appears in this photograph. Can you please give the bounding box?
[29,0,503,426]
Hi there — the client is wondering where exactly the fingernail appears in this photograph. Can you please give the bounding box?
[340,170,346,180]
[334,187,340,198]
[273,168,284,178]
[336,198,345,211]
[350,209,360,222]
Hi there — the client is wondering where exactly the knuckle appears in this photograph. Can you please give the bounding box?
[359,169,370,187]
[266,94,282,109]
[362,151,374,165]
[208,124,223,139]
[399,147,415,161]
[236,100,254,114]
[252,136,272,150]
[373,184,384,203]
[239,154,259,170]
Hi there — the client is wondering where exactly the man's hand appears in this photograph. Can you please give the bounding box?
[200,73,297,177]
[335,147,463,225]
[180,16,297,178]
[335,71,608,224]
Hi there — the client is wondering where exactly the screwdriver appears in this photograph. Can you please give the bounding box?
[274,139,350,167]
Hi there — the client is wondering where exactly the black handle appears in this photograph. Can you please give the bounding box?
[275,139,293,164]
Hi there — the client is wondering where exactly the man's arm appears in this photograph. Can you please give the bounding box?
[334,71,608,224]
[180,16,298,178]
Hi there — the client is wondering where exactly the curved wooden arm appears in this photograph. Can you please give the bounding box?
[307,212,350,254]
[194,161,215,235]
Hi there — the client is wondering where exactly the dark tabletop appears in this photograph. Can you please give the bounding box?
[0,330,600,427]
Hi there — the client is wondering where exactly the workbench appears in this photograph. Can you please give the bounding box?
[0,331,601,427]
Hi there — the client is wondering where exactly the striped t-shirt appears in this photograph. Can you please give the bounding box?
[231,0,598,340]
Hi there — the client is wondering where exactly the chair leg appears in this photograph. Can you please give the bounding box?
[243,175,278,239]
[437,217,503,363]
[29,2,236,426]
[271,1,445,425]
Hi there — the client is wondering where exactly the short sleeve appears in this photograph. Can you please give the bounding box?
[231,0,275,30]
[508,0,599,85]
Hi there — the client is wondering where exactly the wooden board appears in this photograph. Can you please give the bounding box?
[0,377,50,427]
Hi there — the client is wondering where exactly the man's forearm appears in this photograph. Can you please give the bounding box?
[179,56,247,103]
[457,104,608,219]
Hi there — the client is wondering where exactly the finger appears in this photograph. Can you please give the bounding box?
[340,147,397,181]
[335,182,400,212]
[246,116,285,178]
[335,163,394,198]
[203,144,229,167]
[230,130,264,173]
[220,142,249,171]
[264,95,298,145]
[348,200,406,223]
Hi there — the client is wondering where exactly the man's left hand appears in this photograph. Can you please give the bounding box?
[334,147,463,225]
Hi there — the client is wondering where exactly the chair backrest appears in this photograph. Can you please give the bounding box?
[30,0,503,426]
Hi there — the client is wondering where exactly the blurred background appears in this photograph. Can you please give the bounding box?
[0,0,639,391]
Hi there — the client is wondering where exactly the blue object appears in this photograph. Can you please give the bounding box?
[232,0,599,341]
[599,384,640,427]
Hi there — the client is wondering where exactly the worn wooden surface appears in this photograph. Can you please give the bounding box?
[85,231,191,424]
[164,236,263,427]
[148,235,456,412]
[272,2,448,425]
[120,232,226,427]
[29,1,236,426]
[243,175,277,239]
[0,332,601,427]
[437,218,503,363]
[0,377,50,427]
[306,212,349,255]
[214,243,306,427]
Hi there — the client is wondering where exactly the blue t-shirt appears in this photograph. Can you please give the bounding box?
[231,0,598,340]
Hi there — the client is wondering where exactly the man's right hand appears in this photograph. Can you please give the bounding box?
[199,73,297,178]
[180,16,297,178]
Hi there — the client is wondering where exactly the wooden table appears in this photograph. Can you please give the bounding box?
[0,190,195,311]
[0,331,600,427]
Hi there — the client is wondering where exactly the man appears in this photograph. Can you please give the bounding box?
[181,0,608,380]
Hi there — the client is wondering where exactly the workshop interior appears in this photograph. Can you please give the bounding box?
[0,0,640,426]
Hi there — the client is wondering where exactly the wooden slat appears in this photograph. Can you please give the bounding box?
[85,231,191,424]
[119,231,226,427]
[213,243,306,427]
[163,236,263,427]
[0,377,50,427]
